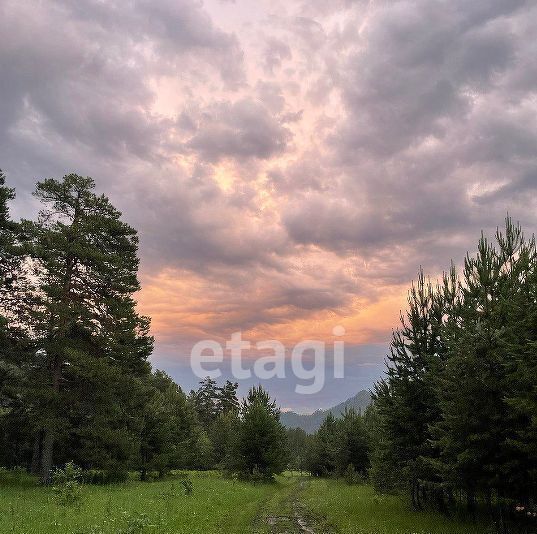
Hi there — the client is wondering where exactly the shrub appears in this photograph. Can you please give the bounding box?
[82,468,129,485]
[181,477,193,495]
[51,461,83,506]
[82,469,107,485]
[343,463,362,485]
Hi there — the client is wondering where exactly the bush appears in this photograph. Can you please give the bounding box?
[82,469,107,485]
[52,461,83,506]
[343,463,363,485]
[237,465,276,483]
[181,477,193,495]
[0,466,34,487]
[82,468,129,485]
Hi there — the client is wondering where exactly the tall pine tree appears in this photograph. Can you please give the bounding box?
[26,174,152,482]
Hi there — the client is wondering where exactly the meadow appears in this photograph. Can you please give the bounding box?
[300,478,490,534]
[0,470,492,534]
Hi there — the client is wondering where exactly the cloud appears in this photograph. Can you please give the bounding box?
[2,0,537,407]
[263,38,292,74]
[278,0,537,276]
[0,0,244,175]
[333,1,522,158]
[186,99,292,161]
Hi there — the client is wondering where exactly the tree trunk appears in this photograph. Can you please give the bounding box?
[436,487,447,515]
[411,481,418,509]
[31,431,42,474]
[466,489,476,520]
[40,355,62,484]
[40,430,55,484]
[416,481,423,510]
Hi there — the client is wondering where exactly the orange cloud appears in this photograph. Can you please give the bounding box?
[137,266,407,355]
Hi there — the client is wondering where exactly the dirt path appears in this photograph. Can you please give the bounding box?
[265,501,316,533]
[254,476,336,534]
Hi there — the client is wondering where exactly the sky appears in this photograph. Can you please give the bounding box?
[1,0,537,412]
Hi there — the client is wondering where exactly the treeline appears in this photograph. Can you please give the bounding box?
[0,172,287,483]
[367,218,537,531]
[285,409,371,481]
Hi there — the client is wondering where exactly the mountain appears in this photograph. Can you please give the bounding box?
[280,390,372,433]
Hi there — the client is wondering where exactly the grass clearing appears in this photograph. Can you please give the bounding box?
[0,470,278,534]
[301,478,492,534]
[0,470,494,534]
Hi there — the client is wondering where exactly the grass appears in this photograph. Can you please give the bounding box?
[0,470,493,534]
[301,478,492,534]
[0,470,279,534]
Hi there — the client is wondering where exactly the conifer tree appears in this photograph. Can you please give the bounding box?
[189,377,220,428]
[306,413,339,476]
[226,385,287,479]
[217,380,239,414]
[25,174,152,483]
[370,269,446,502]
[286,427,310,473]
[431,220,536,511]
[137,371,197,479]
[336,408,369,476]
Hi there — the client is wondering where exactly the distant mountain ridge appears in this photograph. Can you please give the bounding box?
[280,390,372,434]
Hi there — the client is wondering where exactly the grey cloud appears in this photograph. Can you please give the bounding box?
[256,82,287,113]
[475,170,537,205]
[0,0,244,172]
[109,165,291,272]
[54,0,245,83]
[186,99,291,161]
[263,38,292,74]
[276,0,537,283]
[296,0,367,18]
[333,0,525,158]
[268,156,326,193]
[293,17,326,49]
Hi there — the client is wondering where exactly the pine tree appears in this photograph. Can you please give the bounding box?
[286,427,310,473]
[0,170,17,284]
[25,174,152,483]
[336,408,369,477]
[137,371,196,480]
[210,410,240,467]
[189,377,220,428]
[370,269,447,503]
[226,386,287,479]
[244,384,280,418]
[431,220,536,512]
[499,223,537,504]
[217,380,239,414]
[306,413,339,476]
[360,218,537,527]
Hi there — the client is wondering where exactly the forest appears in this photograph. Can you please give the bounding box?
[1,171,537,534]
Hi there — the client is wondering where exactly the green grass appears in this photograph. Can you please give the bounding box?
[0,470,493,534]
[0,470,279,534]
[301,478,492,534]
